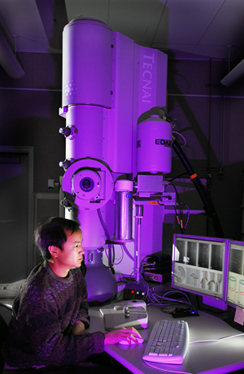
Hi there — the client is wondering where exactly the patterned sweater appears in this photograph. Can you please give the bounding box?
[3,261,105,368]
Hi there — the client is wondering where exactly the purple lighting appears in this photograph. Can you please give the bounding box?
[59,16,168,301]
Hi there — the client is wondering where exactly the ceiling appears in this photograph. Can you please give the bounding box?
[0,0,244,76]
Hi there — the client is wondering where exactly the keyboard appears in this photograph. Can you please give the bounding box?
[142,319,189,365]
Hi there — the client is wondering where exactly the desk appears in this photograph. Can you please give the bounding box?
[89,305,244,374]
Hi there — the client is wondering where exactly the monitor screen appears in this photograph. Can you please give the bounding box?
[172,234,229,310]
[227,240,244,308]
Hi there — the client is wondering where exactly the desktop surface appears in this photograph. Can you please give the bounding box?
[89,304,244,374]
[1,297,244,373]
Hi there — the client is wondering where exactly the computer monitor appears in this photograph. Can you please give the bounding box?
[172,234,229,310]
[226,240,244,308]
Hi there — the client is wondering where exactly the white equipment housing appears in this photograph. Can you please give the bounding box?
[59,16,168,301]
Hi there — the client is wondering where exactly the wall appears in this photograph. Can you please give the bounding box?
[0,52,65,193]
[167,55,244,242]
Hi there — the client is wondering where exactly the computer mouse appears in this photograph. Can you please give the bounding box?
[118,337,144,345]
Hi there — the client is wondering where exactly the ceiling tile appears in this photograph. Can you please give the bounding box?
[108,0,165,45]
[0,0,48,52]
[0,0,243,59]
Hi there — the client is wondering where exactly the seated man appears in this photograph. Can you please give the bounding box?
[3,217,141,373]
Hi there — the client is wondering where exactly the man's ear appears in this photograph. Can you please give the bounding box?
[48,245,59,258]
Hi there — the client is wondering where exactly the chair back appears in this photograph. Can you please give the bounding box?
[0,314,7,373]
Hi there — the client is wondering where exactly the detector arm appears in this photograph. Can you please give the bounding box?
[172,138,225,238]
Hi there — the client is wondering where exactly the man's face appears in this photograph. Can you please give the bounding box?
[55,229,84,273]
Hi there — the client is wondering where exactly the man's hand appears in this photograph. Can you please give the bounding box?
[104,327,142,345]
[72,321,86,335]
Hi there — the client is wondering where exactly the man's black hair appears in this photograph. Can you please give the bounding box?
[34,217,81,260]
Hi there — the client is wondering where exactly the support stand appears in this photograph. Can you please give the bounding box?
[134,204,144,282]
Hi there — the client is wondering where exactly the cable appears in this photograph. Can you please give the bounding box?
[121,252,194,308]
[138,255,196,310]
[173,202,190,231]
[97,208,114,269]
[167,172,188,183]
[172,131,187,148]
[142,361,192,374]
[167,182,184,233]
[172,138,225,238]
[111,245,124,266]
[161,290,192,306]
[182,203,190,229]
[190,333,244,345]
[97,209,135,268]
[121,243,134,261]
